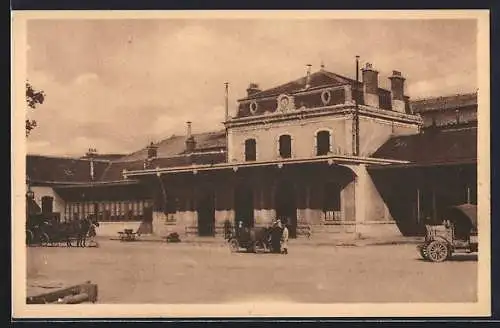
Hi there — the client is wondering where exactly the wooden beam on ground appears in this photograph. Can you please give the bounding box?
[26,281,98,304]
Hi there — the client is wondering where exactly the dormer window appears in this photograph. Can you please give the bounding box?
[279,135,292,159]
[316,130,331,156]
[245,139,256,161]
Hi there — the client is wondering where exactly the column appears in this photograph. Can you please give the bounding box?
[354,164,369,224]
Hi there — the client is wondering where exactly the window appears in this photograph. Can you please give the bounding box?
[279,135,292,158]
[316,130,331,156]
[324,182,341,221]
[245,139,256,161]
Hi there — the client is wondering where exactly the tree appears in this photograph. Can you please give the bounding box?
[26,82,45,137]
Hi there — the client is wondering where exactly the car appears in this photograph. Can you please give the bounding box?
[417,204,477,262]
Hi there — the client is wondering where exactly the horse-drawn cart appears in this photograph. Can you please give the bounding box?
[26,213,98,248]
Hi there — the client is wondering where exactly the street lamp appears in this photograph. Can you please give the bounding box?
[26,176,34,200]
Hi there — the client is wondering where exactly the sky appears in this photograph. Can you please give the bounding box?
[25,18,478,157]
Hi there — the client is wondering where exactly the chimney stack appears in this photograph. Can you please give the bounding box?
[185,121,196,153]
[246,83,261,97]
[361,62,379,108]
[305,64,312,89]
[146,142,158,159]
[389,70,406,113]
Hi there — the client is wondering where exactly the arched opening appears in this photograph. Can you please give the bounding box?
[275,180,297,238]
[279,135,292,158]
[245,139,256,161]
[234,184,254,228]
[316,130,331,156]
[197,189,215,236]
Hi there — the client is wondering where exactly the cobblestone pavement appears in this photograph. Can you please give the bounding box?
[26,240,477,304]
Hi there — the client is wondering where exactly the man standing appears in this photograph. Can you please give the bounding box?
[281,219,289,255]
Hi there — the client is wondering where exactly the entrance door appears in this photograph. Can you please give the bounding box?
[275,181,297,238]
[197,190,215,236]
[234,185,254,228]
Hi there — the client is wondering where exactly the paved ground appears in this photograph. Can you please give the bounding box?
[26,239,477,304]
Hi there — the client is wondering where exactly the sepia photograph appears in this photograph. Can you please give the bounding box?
[12,10,490,318]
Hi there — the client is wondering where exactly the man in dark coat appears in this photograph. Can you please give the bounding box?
[270,219,283,253]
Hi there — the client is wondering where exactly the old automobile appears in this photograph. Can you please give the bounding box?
[417,204,478,262]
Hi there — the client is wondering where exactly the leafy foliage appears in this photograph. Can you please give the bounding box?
[26,82,45,137]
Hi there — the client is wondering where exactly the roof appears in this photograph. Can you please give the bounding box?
[80,153,127,161]
[411,92,477,113]
[371,127,477,166]
[240,69,366,100]
[118,130,226,162]
[100,151,227,181]
[27,155,110,184]
[27,130,228,184]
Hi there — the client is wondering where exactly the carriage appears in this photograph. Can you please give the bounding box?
[26,213,61,246]
[26,213,98,247]
[417,204,478,262]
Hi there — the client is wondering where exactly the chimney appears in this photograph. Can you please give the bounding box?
[389,70,406,113]
[305,64,312,89]
[361,62,379,108]
[246,83,261,97]
[146,142,158,159]
[185,121,196,153]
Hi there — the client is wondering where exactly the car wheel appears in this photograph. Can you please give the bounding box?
[426,240,449,263]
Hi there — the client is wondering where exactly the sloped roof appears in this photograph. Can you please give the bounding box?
[371,127,477,166]
[27,130,227,184]
[240,69,364,100]
[80,153,127,161]
[411,92,477,113]
[99,152,227,181]
[118,130,226,162]
[27,155,110,184]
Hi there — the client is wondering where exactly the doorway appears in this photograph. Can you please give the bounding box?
[234,185,254,228]
[197,190,215,236]
[275,180,297,238]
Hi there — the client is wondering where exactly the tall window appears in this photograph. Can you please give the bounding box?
[324,182,341,221]
[245,139,256,161]
[316,130,331,156]
[279,135,292,158]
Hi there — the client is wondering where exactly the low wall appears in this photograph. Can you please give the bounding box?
[97,221,142,237]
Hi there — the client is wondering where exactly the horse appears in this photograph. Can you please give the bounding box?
[61,216,97,247]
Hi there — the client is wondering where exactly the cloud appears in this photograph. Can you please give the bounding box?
[25,19,478,157]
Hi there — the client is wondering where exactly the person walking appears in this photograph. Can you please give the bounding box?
[281,219,289,255]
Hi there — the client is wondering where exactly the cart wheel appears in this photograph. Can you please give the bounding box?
[39,233,50,247]
[426,240,449,262]
[229,239,239,253]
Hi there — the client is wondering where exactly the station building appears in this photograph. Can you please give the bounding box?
[26,64,478,239]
